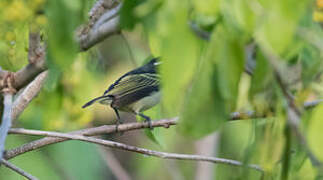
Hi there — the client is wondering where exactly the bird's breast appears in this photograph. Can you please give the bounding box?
[129,91,161,113]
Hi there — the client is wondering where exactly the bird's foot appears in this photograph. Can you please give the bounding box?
[139,113,153,130]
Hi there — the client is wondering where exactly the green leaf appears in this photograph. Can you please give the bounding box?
[255,0,309,55]
[46,0,81,71]
[300,42,322,86]
[212,25,245,110]
[220,0,256,33]
[249,49,273,96]
[120,0,146,30]
[192,0,220,16]
[150,0,201,115]
[180,25,245,138]
[180,55,227,138]
[307,104,323,161]
[140,104,165,146]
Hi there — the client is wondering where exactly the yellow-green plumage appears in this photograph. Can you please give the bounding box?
[82,58,161,128]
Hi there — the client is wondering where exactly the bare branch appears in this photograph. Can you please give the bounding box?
[28,31,42,64]
[12,71,48,120]
[0,2,121,93]
[5,118,177,160]
[0,92,13,163]
[78,3,121,51]
[88,0,119,29]
[1,159,38,180]
[260,45,323,167]
[5,128,264,173]
[0,31,46,92]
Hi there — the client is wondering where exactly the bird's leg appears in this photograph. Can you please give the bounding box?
[113,108,122,132]
[138,113,153,130]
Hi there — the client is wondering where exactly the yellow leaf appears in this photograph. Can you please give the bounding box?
[313,10,323,22]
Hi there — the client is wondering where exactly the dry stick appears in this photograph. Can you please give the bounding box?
[5,128,264,173]
[1,159,38,180]
[12,71,48,120]
[0,93,13,163]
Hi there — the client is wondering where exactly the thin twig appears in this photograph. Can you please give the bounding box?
[5,128,264,173]
[5,118,178,160]
[260,45,323,167]
[120,33,137,67]
[0,93,13,163]
[1,159,38,180]
[12,71,48,120]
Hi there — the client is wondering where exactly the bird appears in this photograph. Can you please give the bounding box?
[82,58,161,130]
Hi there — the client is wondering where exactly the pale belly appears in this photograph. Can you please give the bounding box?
[129,91,161,113]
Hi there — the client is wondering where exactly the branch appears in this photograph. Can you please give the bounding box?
[0,2,122,93]
[5,118,177,160]
[78,3,121,51]
[6,128,264,173]
[5,97,322,161]
[260,45,323,167]
[12,71,48,120]
[0,32,46,92]
[1,159,38,180]
[0,90,14,163]
[28,31,42,64]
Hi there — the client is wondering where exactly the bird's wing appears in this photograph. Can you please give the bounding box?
[106,73,159,98]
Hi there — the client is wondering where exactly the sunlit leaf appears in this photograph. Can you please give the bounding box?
[152,1,202,115]
[180,55,226,138]
[255,0,309,55]
[212,25,245,110]
[307,104,323,161]
[249,49,273,96]
[46,0,81,71]
[120,0,146,30]
[220,0,256,33]
[180,25,244,138]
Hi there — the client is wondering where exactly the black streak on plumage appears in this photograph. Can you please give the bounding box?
[103,58,159,95]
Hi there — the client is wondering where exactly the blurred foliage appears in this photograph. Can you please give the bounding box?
[1,0,323,179]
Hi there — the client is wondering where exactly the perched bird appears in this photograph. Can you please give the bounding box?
[82,58,161,129]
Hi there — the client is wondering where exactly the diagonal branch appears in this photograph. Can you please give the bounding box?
[12,71,48,120]
[1,159,38,180]
[78,3,121,51]
[0,2,122,93]
[260,45,322,168]
[5,128,264,173]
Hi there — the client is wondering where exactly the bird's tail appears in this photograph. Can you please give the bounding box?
[82,95,113,108]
